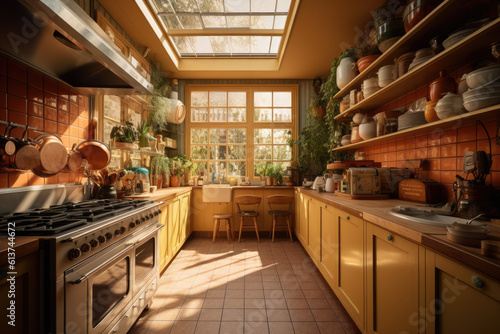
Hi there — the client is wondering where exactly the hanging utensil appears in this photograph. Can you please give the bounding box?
[75,139,110,170]
[0,125,40,172]
[66,143,84,171]
[0,122,16,156]
[32,133,68,177]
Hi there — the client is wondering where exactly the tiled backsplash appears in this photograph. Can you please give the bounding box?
[0,53,89,188]
[360,66,500,203]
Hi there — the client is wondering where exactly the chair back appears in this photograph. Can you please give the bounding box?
[267,195,293,214]
[235,195,261,213]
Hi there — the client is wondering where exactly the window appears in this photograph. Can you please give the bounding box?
[186,85,297,181]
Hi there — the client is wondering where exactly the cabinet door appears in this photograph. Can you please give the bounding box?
[294,190,300,236]
[167,197,181,256]
[426,251,500,334]
[158,202,170,272]
[334,210,365,329]
[179,193,190,242]
[307,197,321,262]
[366,223,420,334]
[298,193,309,245]
[320,203,337,285]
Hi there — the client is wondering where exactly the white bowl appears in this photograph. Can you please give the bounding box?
[443,28,476,49]
[463,91,500,102]
[466,65,500,89]
[463,82,500,99]
[363,77,379,89]
[363,86,380,98]
[435,93,465,119]
[463,95,500,112]
[377,65,395,87]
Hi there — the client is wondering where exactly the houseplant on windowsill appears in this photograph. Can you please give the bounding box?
[110,121,138,149]
[150,156,169,189]
[170,154,194,187]
[270,165,284,186]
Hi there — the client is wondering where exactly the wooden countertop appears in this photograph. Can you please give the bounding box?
[191,185,295,190]
[298,188,500,280]
[0,236,39,265]
[124,187,192,201]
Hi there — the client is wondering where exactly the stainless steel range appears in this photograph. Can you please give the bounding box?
[1,197,163,334]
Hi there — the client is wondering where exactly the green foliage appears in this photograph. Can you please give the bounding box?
[149,65,173,135]
[110,121,138,143]
[170,154,196,177]
[269,164,285,185]
[137,119,150,135]
[292,48,355,175]
[150,156,170,175]
[256,161,272,177]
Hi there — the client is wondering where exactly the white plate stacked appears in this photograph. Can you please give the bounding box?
[463,71,500,112]
[443,28,476,50]
[397,111,426,131]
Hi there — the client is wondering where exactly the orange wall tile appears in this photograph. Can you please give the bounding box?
[0,54,88,188]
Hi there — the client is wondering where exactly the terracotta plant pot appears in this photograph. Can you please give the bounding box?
[162,173,169,188]
[424,100,440,122]
[266,176,272,186]
[272,178,278,186]
[429,70,456,101]
[170,175,181,187]
[357,55,380,73]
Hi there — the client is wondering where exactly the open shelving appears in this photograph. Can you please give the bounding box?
[334,17,500,122]
[332,104,500,151]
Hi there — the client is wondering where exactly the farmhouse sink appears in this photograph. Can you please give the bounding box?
[388,206,482,227]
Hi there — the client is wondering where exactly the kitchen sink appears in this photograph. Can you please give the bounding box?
[388,206,483,227]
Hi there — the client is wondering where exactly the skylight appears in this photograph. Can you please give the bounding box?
[150,0,293,58]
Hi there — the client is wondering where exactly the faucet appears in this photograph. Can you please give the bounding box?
[466,213,488,225]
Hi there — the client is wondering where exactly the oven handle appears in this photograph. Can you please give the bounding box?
[67,224,163,285]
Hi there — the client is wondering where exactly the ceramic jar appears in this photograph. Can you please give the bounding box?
[337,57,357,90]
[429,70,457,101]
[377,64,396,87]
[351,124,363,143]
[424,100,440,123]
[359,116,377,140]
[341,135,351,146]
[353,112,366,125]
[435,93,465,119]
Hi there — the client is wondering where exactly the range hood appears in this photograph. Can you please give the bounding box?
[0,0,154,95]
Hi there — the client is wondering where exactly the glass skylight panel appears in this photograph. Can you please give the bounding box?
[150,0,293,58]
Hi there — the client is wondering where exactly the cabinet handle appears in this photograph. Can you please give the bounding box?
[346,216,350,220]
[387,235,393,241]
[324,205,327,209]
[471,275,485,288]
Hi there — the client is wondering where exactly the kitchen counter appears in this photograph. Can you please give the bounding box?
[0,236,39,265]
[124,187,192,201]
[298,187,500,280]
[191,185,296,189]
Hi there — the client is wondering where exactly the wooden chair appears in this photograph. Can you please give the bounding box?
[213,214,232,243]
[267,195,294,242]
[235,195,262,243]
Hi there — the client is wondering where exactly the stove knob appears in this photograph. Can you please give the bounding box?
[135,219,140,225]
[105,232,113,240]
[141,217,146,222]
[149,213,154,219]
[153,211,159,216]
[158,209,163,214]
[115,229,121,236]
[89,239,99,248]
[80,243,91,254]
[130,221,136,228]
[120,226,126,234]
[97,235,106,244]
[68,248,81,260]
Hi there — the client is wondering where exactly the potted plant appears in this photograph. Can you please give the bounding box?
[354,33,381,73]
[110,121,138,148]
[270,165,284,186]
[170,154,193,187]
[137,120,152,148]
[150,156,169,189]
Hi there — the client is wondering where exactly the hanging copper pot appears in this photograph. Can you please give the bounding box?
[75,139,110,170]
[66,143,84,171]
[0,125,40,172]
[32,133,68,177]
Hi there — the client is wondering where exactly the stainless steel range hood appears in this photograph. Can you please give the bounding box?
[0,0,154,95]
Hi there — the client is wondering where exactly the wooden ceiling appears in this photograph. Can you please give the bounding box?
[99,0,386,79]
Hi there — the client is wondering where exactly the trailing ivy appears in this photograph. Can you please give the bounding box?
[149,65,173,135]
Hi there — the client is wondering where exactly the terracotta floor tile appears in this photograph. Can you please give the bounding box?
[317,322,346,334]
[156,308,181,321]
[245,308,267,322]
[307,298,332,309]
[176,308,201,321]
[245,298,266,308]
[129,320,151,334]
[221,308,244,321]
[198,308,222,321]
[289,309,315,322]
[312,308,338,322]
[245,289,265,299]
[202,299,224,308]
[194,321,220,334]
[224,298,244,308]
[220,321,244,334]
[245,321,270,334]
[266,298,287,309]
[170,320,197,334]
[293,321,321,334]
[146,320,171,334]
[269,321,294,334]
[267,308,291,322]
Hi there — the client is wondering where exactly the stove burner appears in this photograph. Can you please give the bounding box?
[0,199,154,236]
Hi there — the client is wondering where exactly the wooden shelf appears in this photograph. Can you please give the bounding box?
[334,17,500,122]
[332,104,500,151]
[111,147,165,156]
[334,0,468,100]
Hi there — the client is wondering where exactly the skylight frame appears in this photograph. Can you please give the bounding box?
[149,0,294,59]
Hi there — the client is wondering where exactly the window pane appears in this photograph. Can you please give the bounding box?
[191,145,208,159]
[251,36,271,53]
[209,108,227,122]
[273,92,292,107]
[210,145,227,160]
[254,161,269,176]
[255,145,272,160]
[273,108,292,122]
[274,16,287,29]
[191,92,208,107]
[251,16,274,29]
[202,16,226,28]
[225,0,250,12]
[209,92,227,106]
[227,16,250,28]
[251,0,276,12]
[273,145,291,160]
[197,0,224,12]
[228,129,246,144]
[191,108,208,122]
[189,36,213,54]
[228,146,245,160]
[228,92,246,106]
[210,161,227,177]
[228,108,246,122]
[209,36,231,54]
[153,0,173,12]
[229,161,246,176]
[209,129,227,144]
[230,36,250,53]
[191,129,208,144]
[254,92,272,107]
[172,36,194,53]
[276,0,292,12]
[161,16,181,29]
[254,108,272,122]
[270,36,282,54]
[273,129,291,144]
[170,0,198,12]
[194,161,207,176]
[178,15,203,29]
[254,129,272,144]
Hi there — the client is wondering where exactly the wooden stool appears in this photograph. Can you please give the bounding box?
[235,195,261,243]
[267,195,294,242]
[213,214,232,243]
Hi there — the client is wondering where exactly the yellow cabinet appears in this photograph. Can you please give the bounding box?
[179,192,191,242]
[334,209,365,330]
[320,203,337,285]
[307,197,321,262]
[366,223,422,334]
[167,197,181,257]
[158,201,170,272]
[297,192,309,245]
[425,251,500,334]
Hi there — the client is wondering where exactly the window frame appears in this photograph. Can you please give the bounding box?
[185,84,298,181]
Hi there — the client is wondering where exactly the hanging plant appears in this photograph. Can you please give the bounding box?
[149,65,173,135]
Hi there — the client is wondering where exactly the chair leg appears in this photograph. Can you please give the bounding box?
[226,219,231,243]
[238,216,243,243]
[213,218,218,242]
[286,216,293,242]
[272,215,276,243]
[253,217,260,243]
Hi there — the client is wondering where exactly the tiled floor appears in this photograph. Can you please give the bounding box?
[130,236,360,334]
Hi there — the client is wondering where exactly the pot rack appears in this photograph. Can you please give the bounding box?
[1,120,39,132]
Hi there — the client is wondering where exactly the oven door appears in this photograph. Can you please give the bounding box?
[133,224,160,293]
[65,237,134,334]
